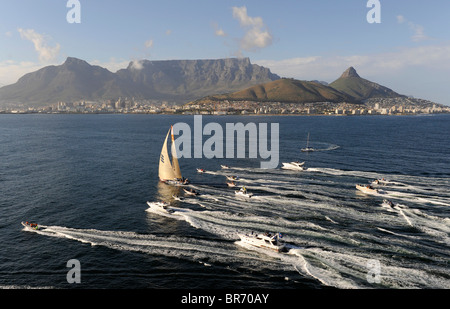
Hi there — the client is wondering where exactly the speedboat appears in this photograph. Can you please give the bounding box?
[21,221,42,231]
[238,232,286,252]
[197,168,205,173]
[382,199,395,208]
[281,161,305,170]
[372,178,389,185]
[227,181,237,187]
[183,188,199,196]
[356,184,379,195]
[146,201,174,214]
[226,175,239,181]
[221,165,230,169]
[235,187,253,198]
[172,195,185,201]
[164,178,189,186]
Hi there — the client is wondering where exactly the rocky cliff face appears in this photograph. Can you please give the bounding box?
[115,57,279,100]
[0,57,279,106]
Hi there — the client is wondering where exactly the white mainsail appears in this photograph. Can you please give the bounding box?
[159,126,182,182]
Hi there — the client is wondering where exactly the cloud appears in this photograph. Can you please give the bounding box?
[144,39,154,48]
[17,28,60,63]
[215,28,226,37]
[91,58,129,73]
[396,15,406,24]
[396,15,429,42]
[212,22,227,37]
[255,44,450,81]
[0,60,46,85]
[232,6,272,52]
[130,59,144,70]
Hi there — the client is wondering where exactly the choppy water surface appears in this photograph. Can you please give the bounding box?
[1,114,449,289]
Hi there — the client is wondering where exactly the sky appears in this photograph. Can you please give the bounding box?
[0,0,449,105]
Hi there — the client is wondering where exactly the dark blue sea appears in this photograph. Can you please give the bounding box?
[1,114,449,293]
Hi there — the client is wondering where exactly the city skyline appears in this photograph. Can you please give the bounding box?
[1,1,449,105]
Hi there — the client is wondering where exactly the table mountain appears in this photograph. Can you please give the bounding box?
[0,57,279,107]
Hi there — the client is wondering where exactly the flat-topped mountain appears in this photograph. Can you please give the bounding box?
[329,67,404,101]
[0,57,279,107]
[115,57,279,101]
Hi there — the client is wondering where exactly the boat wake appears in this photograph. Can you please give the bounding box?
[28,164,450,289]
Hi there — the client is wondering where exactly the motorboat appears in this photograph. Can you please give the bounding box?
[183,188,199,196]
[146,201,174,214]
[281,161,305,170]
[238,232,286,252]
[227,181,237,188]
[172,195,185,201]
[164,178,189,186]
[21,221,42,231]
[226,175,239,181]
[197,168,205,173]
[372,178,389,185]
[221,165,230,169]
[356,184,379,195]
[382,199,395,208]
[235,187,253,198]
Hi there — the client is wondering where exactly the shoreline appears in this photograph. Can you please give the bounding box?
[1,111,448,117]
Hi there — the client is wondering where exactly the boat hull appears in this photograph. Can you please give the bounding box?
[238,234,285,252]
[183,188,199,196]
[356,184,378,195]
[301,148,314,152]
[235,191,253,198]
[21,222,42,231]
[146,201,174,214]
[281,162,305,170]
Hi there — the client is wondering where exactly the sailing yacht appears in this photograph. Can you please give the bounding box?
[301,133,315,152]
[159,126,188,185]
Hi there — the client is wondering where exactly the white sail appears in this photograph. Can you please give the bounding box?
[159,126,182,182]
[170,126,182,180]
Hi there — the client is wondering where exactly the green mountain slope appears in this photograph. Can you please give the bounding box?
[192,78,358,104]
[329,67,404,101]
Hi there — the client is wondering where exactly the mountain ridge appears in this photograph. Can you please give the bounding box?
[0,57,280,107]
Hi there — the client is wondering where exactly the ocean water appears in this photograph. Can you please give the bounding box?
[0,114,449,291]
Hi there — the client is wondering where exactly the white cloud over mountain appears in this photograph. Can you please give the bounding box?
[17,28,60,63]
